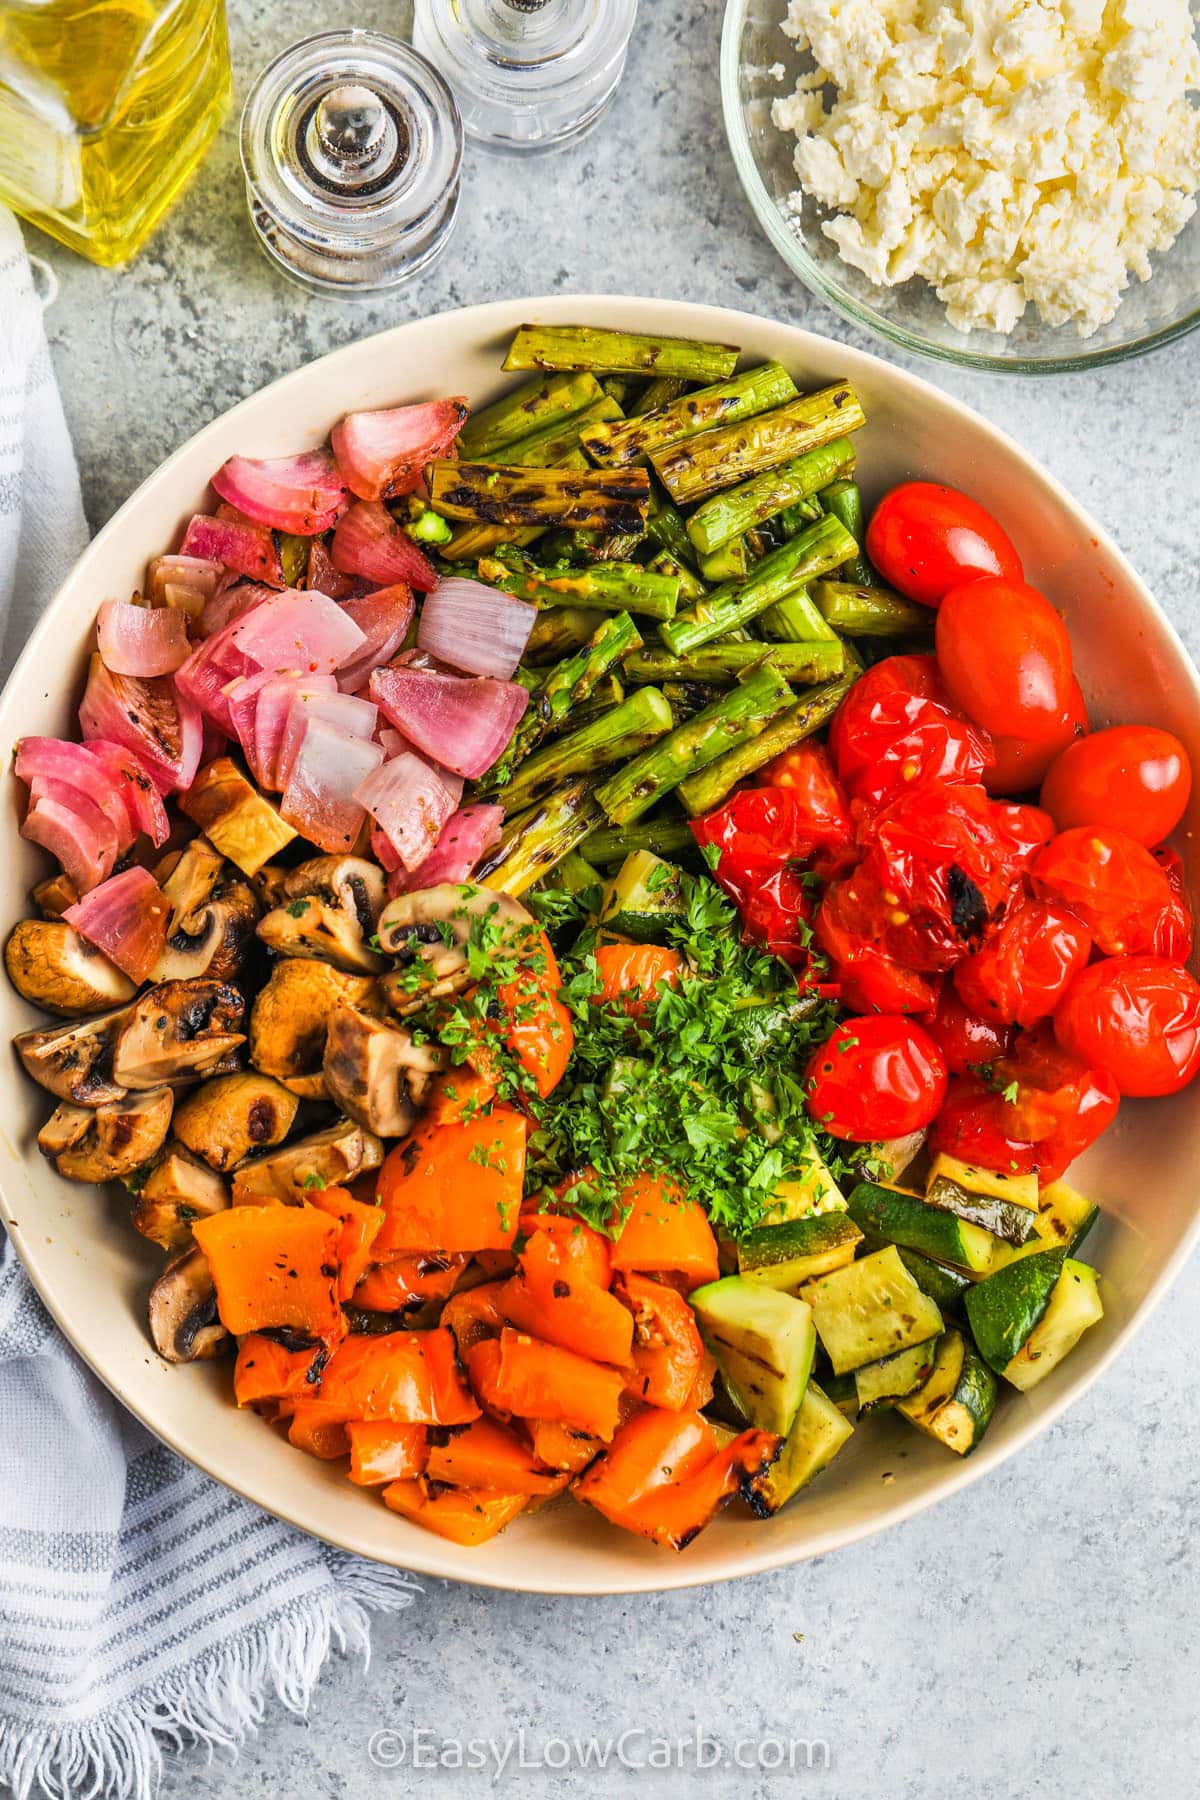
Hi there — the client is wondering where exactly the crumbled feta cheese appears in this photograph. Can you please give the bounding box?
[771,0,1200,337]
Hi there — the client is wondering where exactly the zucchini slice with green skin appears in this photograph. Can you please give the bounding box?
[896,1327,998,1455]
[804,1244,944,1375]
[925,1153,1039,1245]
[846,1182,995,1274]
[690,1276,816,1435]
[759,1145,846,1223]
[894,1245,973,1313]
[820,1369,860,1419]
[1001,1259,1103,1391]
[597,849,686,942]
[985,1180,1100,1274]
[854,1337,942,1412]
[738,1213,863,1290]
[745,1381,854,1515]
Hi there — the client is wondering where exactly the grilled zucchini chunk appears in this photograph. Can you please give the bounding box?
[804,1244,943,1375]
[854,1338,942,1412]
[759,1145,845,1224]
[965,1250,1104,1391]
[896,1327,998,1455]
[745,1381,854,1515]
[985,1180,1100,1274]
[889,1245,973,1314]
[924,1153,1039,1246]
[689,1275,816,1435]
[738,1213,863,1291]
[846,1181,995,1274]
[598,850,686,942]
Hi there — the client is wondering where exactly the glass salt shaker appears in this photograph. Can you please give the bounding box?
[240,30,463,297]
[412,0,638,153]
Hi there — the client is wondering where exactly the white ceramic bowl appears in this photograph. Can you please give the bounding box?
[2,296,1197,1596]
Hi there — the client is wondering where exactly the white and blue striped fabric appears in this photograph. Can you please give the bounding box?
[0,211,418,1800]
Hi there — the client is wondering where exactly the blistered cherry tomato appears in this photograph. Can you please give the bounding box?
[954,896,1091,1030]
[926,982,1013,1075]
[751,743,856,879]
[738,866,814,965]
[1031,825,1179,957]
[805,1016,948,1141]
[1040,725,1191,848]
[828,654,992,813]
[988,801,1057,874]
[930,1027,1119,1185]
[813,893,942,1016]
[985,680,1089,797]
[865,482,1022,609]
[1152,849,1194,963]
[936,577,1075,746]
[1054,957,1200,1097]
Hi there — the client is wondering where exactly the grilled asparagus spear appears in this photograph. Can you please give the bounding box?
[677,678,854,814]
[623,640,844,686]
[756,584,840,644]
[812,581,929,636]
[581,362,798,468]
[458,371,605,460]
[503,324,740,384]
[430,462,650,533]
[444,398,620,560]
[685,437,857,555]
[474,778,604,895]
[479,556,680,621]
[485,611,643,791]
[499,688,674,813]
[582,815,700,864]
[524,606,610,662]
[651,380,866,507]
[820,478,874,586]
[628,375,690,416]
[659,515,857,655]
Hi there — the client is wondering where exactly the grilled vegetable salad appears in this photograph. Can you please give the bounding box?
[6,322,1197,1553]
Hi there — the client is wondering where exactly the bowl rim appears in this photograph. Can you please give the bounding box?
[719,0,1200,376]
[5,291,1200,1594]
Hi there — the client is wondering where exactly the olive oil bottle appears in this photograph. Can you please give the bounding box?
[0,0,231,265]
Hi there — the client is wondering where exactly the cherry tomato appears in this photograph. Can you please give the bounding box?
[953,896,1091,1030]
[926,982,1013,1075]
[805,1016,948,1141]
[930,1027,1119,1185]
[828,654,993,814]
[1031,825,1180,957]
[691,780,852,893]
[1040,724,1191,848]
[1054,956,1200,1098]
[985,680,1089,797]
[752,743,857,879]
[936,577,1075,745]
[866,482,1022,609]
[1152,849,1194,963]
[738,865,814,965]
[988,801,1057,874]
[813,892,942,1015]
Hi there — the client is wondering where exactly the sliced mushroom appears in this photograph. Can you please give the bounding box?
[323,1003,447,1138]
[375,883,533,1003]
[15,1005,131,1106]
[173,1072,299,1173]
[5,920,136,1017]
[231,1120,384,1202]
[249,958,383,1097]
[32,873,79,919]
[38,1086,174,1182]
[178,756,296,877]
[128,1142,230,1251]
[112,979,246,1090]
[257,855,387,974]
[150,837,261,982]
[148,1244,229,1363]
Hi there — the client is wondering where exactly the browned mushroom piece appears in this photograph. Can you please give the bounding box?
[111,979,246,1089]
[32,873,79,919]
[38,1086,174,1182]
[248,958,383,1098]
[322,1003,447,1138]
[15,1005,131,1106]
[148,1244,229,1363]
[150,837,261,982]
[4,920,137,1017]
[172,1072,299,1173]
[128,1143,230,1251]
[257,855,387,974]
[375,883,533,1007]
[231,1120,384,1202]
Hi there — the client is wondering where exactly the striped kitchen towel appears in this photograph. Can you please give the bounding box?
[0,211,418,1800]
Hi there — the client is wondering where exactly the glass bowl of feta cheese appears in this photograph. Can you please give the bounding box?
[722,0,1200,372]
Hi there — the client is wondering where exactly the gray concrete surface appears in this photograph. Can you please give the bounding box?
[32,0,1200,1794]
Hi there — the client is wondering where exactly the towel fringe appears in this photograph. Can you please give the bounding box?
[0,1560,419,1800]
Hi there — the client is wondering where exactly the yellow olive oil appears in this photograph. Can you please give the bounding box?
[0,0,231,265]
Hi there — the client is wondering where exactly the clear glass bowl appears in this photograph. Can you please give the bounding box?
[721,0,1200,373]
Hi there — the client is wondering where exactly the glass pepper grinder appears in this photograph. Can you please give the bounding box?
[412,0,638,153]
[240,30,463,297]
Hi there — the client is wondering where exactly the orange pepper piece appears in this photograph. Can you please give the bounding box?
[307,1186,386,1302]
[616,1272,707,1410]
[574,1407,781,1550]
[593,943,683,1017]
[194,1203,343,1341]
[319,1328,480,1426]
[381,1479,528,1546]
[233,1334,327,1410]
[467,1328,625,1442]
[425,1416,567,1496]
[347,1421,428,1486]
[610,1175,720,1290]
[373,1106,526,1257]
[498,1233,634,1368]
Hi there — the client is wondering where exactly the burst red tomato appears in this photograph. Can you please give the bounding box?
[1152,849,1194,963]
[1030,825,1181,957]
[926,982,1013,1075]
[936,577,1075,746]
[988,801,1057,873]
[930,1027,1119,1185]
[1054,956,1200,1097]
[953,896,1091,1030]
[738,865,814,965]
[985,680,1089,797]
[865,482,1022,608]
[813,891,942,1015]
[828,654,993,813]
[805,1016,948,1141]
[1040,725,1192,847]
[752,743,856,879]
